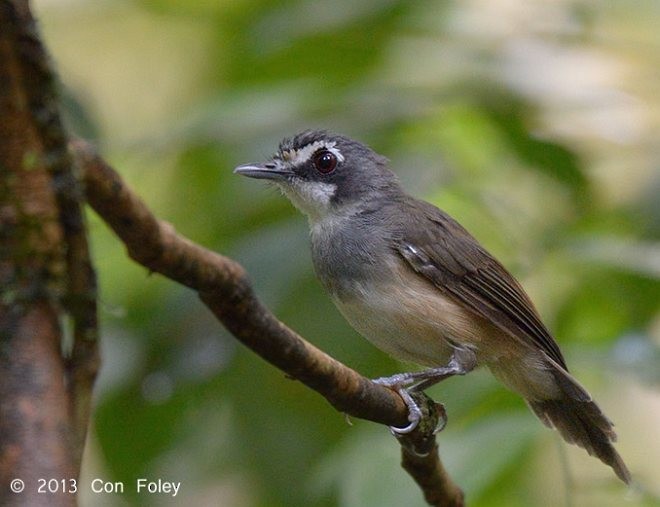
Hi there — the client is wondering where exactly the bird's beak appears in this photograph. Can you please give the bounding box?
[233,161,293,181]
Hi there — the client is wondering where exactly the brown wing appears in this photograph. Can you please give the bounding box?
[395,199,567,370]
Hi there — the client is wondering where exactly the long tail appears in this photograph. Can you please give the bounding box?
[527,363,631,484]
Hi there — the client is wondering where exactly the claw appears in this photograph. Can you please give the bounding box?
[389,420,418,435]
[433,403,448,434]
[387,387,422,434]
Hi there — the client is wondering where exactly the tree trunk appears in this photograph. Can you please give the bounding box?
[0,1,98,505]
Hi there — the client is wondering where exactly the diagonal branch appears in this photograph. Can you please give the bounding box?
[71,139,465,507]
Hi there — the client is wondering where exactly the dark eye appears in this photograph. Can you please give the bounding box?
[312,150,337,174]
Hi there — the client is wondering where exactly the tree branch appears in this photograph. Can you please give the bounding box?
[72,140,465,507]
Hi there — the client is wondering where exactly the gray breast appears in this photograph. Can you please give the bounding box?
[309,210,393,299]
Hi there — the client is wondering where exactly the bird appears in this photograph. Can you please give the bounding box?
[234,129,631,484]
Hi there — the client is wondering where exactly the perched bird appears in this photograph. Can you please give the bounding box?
[234,130,630,483]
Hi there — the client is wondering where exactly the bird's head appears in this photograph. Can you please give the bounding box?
[234,130,398,222]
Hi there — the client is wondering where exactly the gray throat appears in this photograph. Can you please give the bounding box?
[309,201,397,299]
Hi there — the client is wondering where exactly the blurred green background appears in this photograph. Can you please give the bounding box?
[35,0,659,505]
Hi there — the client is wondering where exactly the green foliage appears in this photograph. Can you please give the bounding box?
[41,0,660,505]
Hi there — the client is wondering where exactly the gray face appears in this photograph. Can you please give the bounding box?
[234,130,398,222]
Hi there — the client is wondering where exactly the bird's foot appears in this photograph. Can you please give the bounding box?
[372,350,476,434]
[371,382,423,434]
[372,371,447,434]
[371,380,448,435]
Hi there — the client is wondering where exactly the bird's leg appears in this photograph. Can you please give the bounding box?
[372,348,477,389]
[372,348,476,434]
[409,348,476,392]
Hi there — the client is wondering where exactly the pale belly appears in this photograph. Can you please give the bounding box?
[331,274,491,367]
[325,268,562,402]
[332,275,560,399]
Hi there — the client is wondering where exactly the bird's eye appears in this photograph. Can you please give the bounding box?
[312,150,337,174]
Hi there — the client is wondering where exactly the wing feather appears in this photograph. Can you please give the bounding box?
[396,200,567,369]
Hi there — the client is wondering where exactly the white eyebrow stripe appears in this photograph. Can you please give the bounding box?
[283,140,344,166]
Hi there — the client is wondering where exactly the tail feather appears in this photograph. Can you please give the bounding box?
[528,364,631,484]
